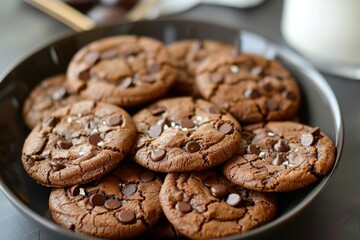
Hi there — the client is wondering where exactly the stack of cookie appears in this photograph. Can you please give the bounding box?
[21,35,335,239]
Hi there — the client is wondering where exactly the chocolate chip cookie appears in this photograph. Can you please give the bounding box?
[223,121,335,192]
[66,35,179,107]
[132,97,242,172]
[49,162,163,239]
[195,53,301,123]
[22,100,136,187]
[168,39,232,95]
[159,171,277,239]
[23,74,82,129]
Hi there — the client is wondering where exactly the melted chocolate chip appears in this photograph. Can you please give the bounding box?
[218,123,233,134]
[281,90,296,100]
[244,88,260,99]
[203,177,218,187]
[175,201,192,213]
[266,99,278,111]
[105,198,122,210]
[50,161,65,171]
[273,140,289,152]
[118,210,136,224]
[184,141,201,153]
[45,116,59,128]
[70,185,80,196]
[301,133,315,147]
[210,184,228,198]
[88,134,102,146]
[57,140,73,149]
[179,119,195,128]
[311,127,321,136]
[272,155,286,166]
[78,69,91,81]
[251,66,263,76]
[226,193,242,207]
[148,125,162,138]
[208,105,221,114]
[211,72,224,83]
[247,144,260,155]
[118,77,132,89]
[122,184,137,196]
[140,171,156,182]
[150,149,166,162]
[258,79,273,91]
[107,115,122,126]
[148,62,161,74]
[149,105,166,115]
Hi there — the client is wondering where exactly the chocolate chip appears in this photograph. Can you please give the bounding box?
[266,99,278,111]
[148,62,161,74]
[247,144,260,155]
[84,51,100,64]
[258,79,272,91]
[281,90,296,100]
[78,69,91,81]
[244,88,260,99]
[70,185,80,196]
[150,149,166,162]
[122,184,137,196]
[191,41,202,51]
[273,140,289,152]
[184,141,201,153]
[251,66,263,76]
[45,116,59,127]
[52,88,68,101]
[272,155,286,166]
[179,119,195,128]
[311,127,321,136]
[88,134,102,146]
[141,75,156,83]
[301,133,315,147]
[203,177,218,187]
[140,172,156,182]
[50,161,66,171]
[105,198,122,210]
[149,105,166,115]
[226,193,242,207]
[211,72,224,83]
[107,115,122,126]
[100,49,117,59]
[218,123,233,134]
[118,77,132,89]
[118,210,135,224]
[148,124,162,138]
[158,118,172,128]
[208,105,221,114]
[57,140,73,149]
[175,201,192,213]
[210,184,228,198]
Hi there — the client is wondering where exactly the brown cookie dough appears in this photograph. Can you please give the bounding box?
[132,97,242,172]
[66,35,180,107]
[168,39,232,95]
[23,74,82,129]
[195,53,301,123]
[49,162,163,239]
[159,171,277,239]
[143,218,182,239]
[223,121,336,192]
[22,100,136,187]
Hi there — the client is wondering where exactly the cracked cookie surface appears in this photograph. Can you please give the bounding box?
[168,39,232,95]
[23,74,82,129]
[195,53,301,123]
[22,100,136,187]
[132,97,242,172]
[223,121,336,192]
[159,171,277,239]
[49,162,163,239]
[66,35,179,107]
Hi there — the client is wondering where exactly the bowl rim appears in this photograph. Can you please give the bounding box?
[0,19,344,240]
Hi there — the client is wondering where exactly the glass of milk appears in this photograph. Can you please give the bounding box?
[281,0,360,79]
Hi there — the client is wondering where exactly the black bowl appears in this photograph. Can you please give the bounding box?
[0,20,343,240]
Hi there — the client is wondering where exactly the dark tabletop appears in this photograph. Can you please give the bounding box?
[1,0,360,239]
